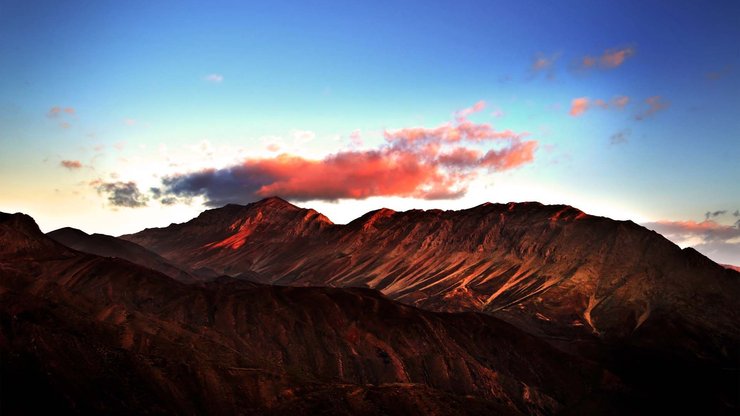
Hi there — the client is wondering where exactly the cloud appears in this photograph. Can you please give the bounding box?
[643,219,740,265]
[705,65,731,81]
[569,95,630,117]
[635,96,669,120]
[158,104,538,206]
[580,47,635,70]
[204,73,224,83]
[611,96,630,108]
[705,210,727,220]
[609,129,631,145]
[530,52,560,79]
[94,181,148,208]
[47,106,75,118]
[569,97,589,116]
[454,100,486,120]
[60,160,82,169]
[348,129,363,147]
[124,118,136,126]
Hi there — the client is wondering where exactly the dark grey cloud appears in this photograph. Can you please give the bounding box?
[705,210,727,220]
[161,166,275,207]
[96,181,148,208]
[609,129,630,145]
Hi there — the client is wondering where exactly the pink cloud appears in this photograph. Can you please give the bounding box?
[60,160,82,169]
[160,109,538,205]
[635,96,670,120]
[455,100,486,120]
[611,96,630,108]
[600,47,635,68]
[569,97,589,116]
[204,73,224,83]
[47,106,75,118]
[579,47,635,71]
[569,95,631,117]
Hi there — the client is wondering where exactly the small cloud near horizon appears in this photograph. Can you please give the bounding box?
[93,180,149,208]
[60,160,82,169]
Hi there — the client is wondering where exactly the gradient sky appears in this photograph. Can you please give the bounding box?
[1,0,739,264]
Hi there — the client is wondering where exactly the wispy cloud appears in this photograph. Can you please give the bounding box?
[454,100,486,120]
[580,46,635,70]
[203,73,224,83]
[47,106,75,118]
[157,102,538,206]
[635,96,669,120]
[705,65,732,81]
[94,181,148,208]
[569,97,589,116]
[60,160,82,169]
[570,95,630,117]
[529,52,560,79]
[609,129,631,145]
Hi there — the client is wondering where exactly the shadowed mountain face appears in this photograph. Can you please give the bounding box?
[47,227,200,283]
[0,212,619,415]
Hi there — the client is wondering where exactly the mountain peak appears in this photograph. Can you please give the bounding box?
[249,196,297,210]
[0,211,67,257]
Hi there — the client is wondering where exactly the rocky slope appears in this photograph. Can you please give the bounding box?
[122,197,740,413]
[124,197,740,344]
[1,211,620,415]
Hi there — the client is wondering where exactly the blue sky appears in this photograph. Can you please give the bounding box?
[1,0,739,264]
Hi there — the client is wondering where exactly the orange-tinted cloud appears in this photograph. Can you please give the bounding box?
[530,52,560,79]
[569,97,589,116]
[611,95,630,108]
[160,104,538,205]
[600,47,634,68]
[60,160,82,169]
[580,47,635,71]
[635,96,670,120]
[47,106,75,118]
[570,95,630,117]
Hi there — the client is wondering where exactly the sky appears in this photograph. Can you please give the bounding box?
[1,0,739,265]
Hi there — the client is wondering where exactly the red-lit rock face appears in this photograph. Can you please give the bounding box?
[123,198,740,351]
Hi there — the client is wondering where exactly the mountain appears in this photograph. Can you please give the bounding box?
[47,226,200,283]
[0,211,620,415]
[124,197,740,343]
[122,197,740,412]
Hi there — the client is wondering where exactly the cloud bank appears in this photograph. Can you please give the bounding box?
[643,219,740,265]
[158,103,538,206]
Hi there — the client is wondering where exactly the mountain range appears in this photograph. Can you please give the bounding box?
[2,198,738,414]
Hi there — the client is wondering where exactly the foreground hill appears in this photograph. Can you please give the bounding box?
[1,211,618,415]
